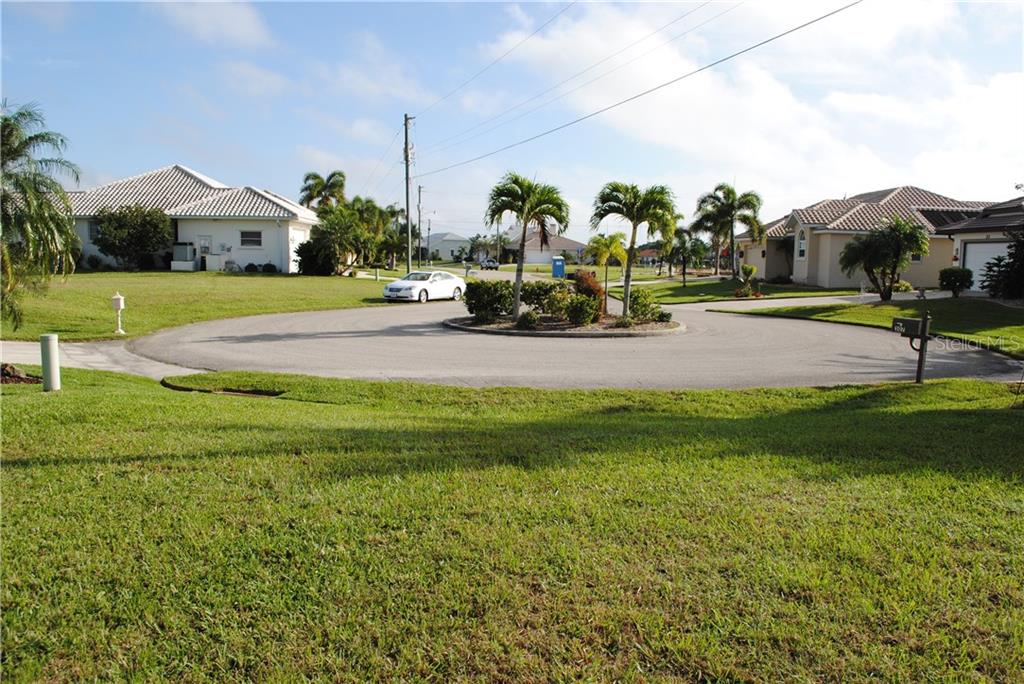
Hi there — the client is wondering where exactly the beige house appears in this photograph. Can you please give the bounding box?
[71,165,318,273]
[504,225,587,264]
[738,186,989,288]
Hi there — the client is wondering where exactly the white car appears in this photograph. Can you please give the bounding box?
[384,270,466,303]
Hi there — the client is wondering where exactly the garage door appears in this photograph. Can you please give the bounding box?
[963,241,1009,290]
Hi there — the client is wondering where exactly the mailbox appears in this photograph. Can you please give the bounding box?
[892,316,922,338]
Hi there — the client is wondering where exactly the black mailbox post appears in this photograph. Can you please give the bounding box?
[892,312,932,383]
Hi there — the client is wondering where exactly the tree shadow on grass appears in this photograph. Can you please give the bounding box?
[8,382,1022,482]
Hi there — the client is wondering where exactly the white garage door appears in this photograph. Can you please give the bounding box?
[963,241,1009,290]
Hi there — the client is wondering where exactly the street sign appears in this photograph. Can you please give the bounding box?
[892,316,922,338]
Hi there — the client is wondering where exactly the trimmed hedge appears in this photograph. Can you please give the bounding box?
[939,267,973,297]
[464,280,513,323]
[566,294,600,326]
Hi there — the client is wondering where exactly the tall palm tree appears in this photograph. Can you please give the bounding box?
[584,232,627,313]
[674,229,707,286]
[1,100,80,328]
[299,170,346,209]
[590,182,675,316]
[485,172,570,319]
[694,183,763,280]
[655,215,678,277]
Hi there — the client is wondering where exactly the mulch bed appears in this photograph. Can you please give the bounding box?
[465,315,677,334]
[1,363,42,385]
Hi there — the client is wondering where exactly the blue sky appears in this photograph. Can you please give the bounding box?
[3,1,1022,242]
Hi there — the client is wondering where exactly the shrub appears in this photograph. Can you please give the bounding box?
[93,204,172,270]
[655,310,673,323]
[741,263,757,283]
[86,255,102,271]
[544,287,572,321]
[628,288,661,322]
[981,232,1024,299]
[137,253,155,270]
[565,294,600,326]
[262,262,278,274]
[244,263,259,273]
[521,280,569,313]
[572,270,605,312]
[892,279,913,293]
[515,310,540,330]
[611,316,634,328]
[295,239,333,275]
[939,267,973,297]
[465,280,513,323]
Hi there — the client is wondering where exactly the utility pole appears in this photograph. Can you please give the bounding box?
[427,218,432,265]
[403,113,414,274]
[416,185,423,269]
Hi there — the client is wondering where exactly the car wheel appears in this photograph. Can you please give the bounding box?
[452,287,462,301]
[418,289,429,303]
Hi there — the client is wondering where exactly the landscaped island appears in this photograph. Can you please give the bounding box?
[4,368,1022,680]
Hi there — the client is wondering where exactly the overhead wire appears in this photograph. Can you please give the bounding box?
[415,0,865,179]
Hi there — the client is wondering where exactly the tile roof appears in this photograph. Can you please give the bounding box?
[936,196,1023,235]
[168,187,317,223]
[69,165,317,223]
[827,187,988,232]
[737,215,789,241]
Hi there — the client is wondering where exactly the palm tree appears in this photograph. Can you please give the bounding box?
[591,182,675,316]
[655,215,678,277]
[584,232,627,313]
[1,100,80,328]
[485,172,570,319]
[674,230,707,286]
[299,170,346,208]
[694,183,762,280]
[839,216,929,301]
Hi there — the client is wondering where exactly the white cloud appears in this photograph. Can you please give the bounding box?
[319,32,434,105]
[152,2,273,49]
[296,109,393,146]
[220,61,290,97]
[464,1,1023,221]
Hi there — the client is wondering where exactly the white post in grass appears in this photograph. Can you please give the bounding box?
[111,292,125,335]
[40,334,60,392]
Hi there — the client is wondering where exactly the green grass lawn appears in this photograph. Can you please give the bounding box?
[727,297,1024,358]
[4,272,391,341]
[609,278,859,304]
[3,369,1023,680]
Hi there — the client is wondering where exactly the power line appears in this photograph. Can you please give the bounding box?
[416,0,865,179]
[416,1,577,117]
[420,0,714,153]
[426,1,743,156]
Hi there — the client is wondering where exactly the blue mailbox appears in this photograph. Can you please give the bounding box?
[551,255,565,279]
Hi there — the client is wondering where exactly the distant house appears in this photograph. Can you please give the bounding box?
[425,232,470,261]
[70,165,317,273]
[503,225,587,264]
[936,196,1023,291]
[737,186,989,288]
[636,247,659,266]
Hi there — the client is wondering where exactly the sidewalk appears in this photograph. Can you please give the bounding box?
[2,339,199,380]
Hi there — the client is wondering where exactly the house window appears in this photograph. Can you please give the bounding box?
[240,230,262,247]
[911,253,922,262]
[797,230,806,259]
[88,221,100,241]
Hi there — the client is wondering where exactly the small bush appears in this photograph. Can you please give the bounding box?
[628,288,660,322]
[244,263,259,273]
[465,280,513,323]
[939,267,973,297]
[86,255,102,271]
[544,287,572,321]
[611,316,634,328]
[262,262,278,274]
[515,310,540,330]
[655,310,673,323]
[573,270,605,312]
[741,263,757,283]
[521,280,569,313]
[565,294,600,326]
[892,279,913,293]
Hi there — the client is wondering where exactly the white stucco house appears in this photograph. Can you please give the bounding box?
[425,232,470,261]
[503,225,587,264]
[70,165,318,273]
[737,186,990,288]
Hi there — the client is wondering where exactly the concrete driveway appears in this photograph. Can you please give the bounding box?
[118,297,1020,389]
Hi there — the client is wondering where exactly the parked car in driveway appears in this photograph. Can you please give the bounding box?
[480,258,499,270]
[384,271,466,303]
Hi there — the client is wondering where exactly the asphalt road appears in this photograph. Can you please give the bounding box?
[126,297,1022,389]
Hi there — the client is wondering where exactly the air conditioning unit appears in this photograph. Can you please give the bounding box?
[173,242,196,261]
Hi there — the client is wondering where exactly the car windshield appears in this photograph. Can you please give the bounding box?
[402,272,432,281]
